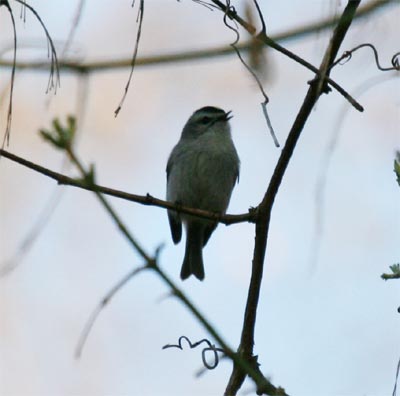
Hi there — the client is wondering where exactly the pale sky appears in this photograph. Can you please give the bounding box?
[0,1,399,395]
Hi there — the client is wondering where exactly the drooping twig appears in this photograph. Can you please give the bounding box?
[0,0,17,147]
[218,0,279,147]
[13,0,60,93]
[0,0,60,146]
[114,0,144,117]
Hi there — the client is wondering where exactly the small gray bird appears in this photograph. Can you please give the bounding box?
[166,106,240,280]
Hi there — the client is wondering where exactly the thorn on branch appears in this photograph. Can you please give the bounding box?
[163,336,225,370]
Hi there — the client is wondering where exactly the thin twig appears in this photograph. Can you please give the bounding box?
[220,0,279,147]
[75,265,147,358]
[393,354,400,396]
[0,0,16,147]
[114,0,144,117]
[210,0,364,112]
[0,0,392,75]
[13,0,60,93]
[60,0,86,58]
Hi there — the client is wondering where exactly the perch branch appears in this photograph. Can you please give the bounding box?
[0,148,255,225]
[35,116,284,394]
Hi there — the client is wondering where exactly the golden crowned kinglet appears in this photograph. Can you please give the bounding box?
[166,107,240,280]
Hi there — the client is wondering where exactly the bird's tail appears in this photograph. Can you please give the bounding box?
[180,222,205,281]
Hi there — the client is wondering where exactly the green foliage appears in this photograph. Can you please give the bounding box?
[83,164,96,185]
[381,153,400,281]
[40,115,76,150]
[381,263,400,280]
[395,151,400,187]
[390,263,400,274]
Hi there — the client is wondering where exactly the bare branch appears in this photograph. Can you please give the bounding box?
[35,116,285,395]
[0,148,255,224]
[210,0,364,112]
[0,0,392,75]
[225,2,362,394]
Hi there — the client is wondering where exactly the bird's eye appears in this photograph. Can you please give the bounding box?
[201,116,211,124]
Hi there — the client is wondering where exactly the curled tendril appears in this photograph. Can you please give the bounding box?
[391,52,400,70]
[163,336,224,370]
[332,43,400,72]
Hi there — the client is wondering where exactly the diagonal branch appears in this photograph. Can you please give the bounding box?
[210,0,364,112]
[224,1,362,395]
[36,117,286,395]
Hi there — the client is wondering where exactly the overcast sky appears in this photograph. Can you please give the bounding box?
[0,1,399,395]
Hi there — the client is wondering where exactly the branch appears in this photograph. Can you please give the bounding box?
[225,1,362,395]
[35,116,285,395]
[211,0,366,112]
[0,0,393,74]
[0,148,254,225]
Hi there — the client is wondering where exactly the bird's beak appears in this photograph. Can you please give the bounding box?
[224,110,233,121]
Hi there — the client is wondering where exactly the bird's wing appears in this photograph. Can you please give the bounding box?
[166,149,182,244]
[168,210,182,244]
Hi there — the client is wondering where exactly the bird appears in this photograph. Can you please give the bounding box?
[166,106,240,280]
